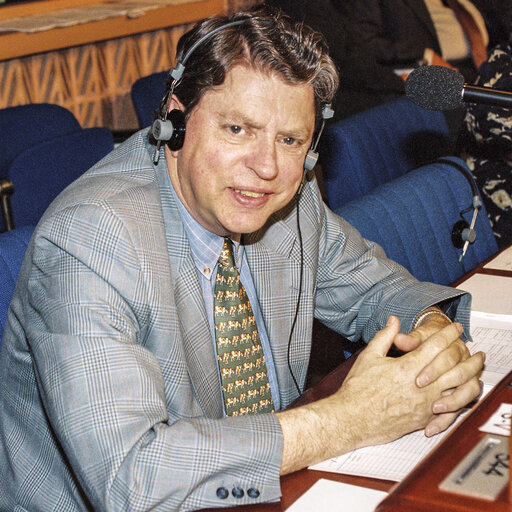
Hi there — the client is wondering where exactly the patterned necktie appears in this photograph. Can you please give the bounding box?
[214,238,274,416]
[445,0,487,69]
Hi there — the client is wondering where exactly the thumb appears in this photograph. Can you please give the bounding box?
[394,332,422,353]
[365,316,401,357]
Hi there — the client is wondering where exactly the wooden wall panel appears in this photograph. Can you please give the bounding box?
[0,24,193,131]
[0,0,260,131]
[225,0,260,14]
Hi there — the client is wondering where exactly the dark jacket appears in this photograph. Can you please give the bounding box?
[265,0,406,119]
[333,0,441,67]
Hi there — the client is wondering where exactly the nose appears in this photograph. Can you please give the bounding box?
[246,137,279,181]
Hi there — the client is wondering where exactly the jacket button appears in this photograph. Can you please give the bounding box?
[247,488,260,499]
[232,487,244,499]
[216,487,229,499]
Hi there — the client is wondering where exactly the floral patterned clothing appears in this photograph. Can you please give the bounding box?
[460,42,512,248]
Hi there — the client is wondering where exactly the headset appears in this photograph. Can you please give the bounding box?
[150,18,333,176]
[436,157,482,265]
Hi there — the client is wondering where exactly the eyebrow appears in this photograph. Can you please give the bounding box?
[217,110,312,140]
[217,110,262,129]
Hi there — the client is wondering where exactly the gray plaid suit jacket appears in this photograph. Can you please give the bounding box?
[0,130,470,511]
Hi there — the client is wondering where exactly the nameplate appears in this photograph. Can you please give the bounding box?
[439,434,509,501]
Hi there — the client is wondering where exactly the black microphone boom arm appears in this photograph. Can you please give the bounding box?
[463,85,512,108]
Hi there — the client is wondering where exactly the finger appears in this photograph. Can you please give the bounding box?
[415,338,470,388]
[396,312,454,353]
[432,377,484,415]
[363,316,401,358]
[411,323,464,387]
[393,332,422,353]
[424,411,460,437]
[432,351,486,393]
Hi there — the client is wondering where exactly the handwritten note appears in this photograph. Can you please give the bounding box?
[479,403,511,436]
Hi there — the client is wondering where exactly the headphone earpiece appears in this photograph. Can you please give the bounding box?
[451,219,477,249]
[151,109,186,151]
[303,104,334,174]
[304,149,319,173]
[437,157,482,263]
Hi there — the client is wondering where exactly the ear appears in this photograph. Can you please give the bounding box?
[168,94,185,113]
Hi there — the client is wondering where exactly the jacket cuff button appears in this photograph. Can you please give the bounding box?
[232,487,244,499]
[216,487,229,499]
[247,488,260,499]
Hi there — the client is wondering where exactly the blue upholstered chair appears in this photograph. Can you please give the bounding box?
[7,128,114,229]
[0,103,83,231]
[0,225,34,342]
[131,71,168,128]
[335,160,498,285]
[320,97,454,210]
[0,103,82,177]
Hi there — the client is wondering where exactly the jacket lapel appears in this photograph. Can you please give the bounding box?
[156,160,224,419]
[405,0,438,39]
[174,257,224,418]
[245,212,313,406]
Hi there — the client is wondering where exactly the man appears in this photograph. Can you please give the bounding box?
[265,0,408,120]
[334,0,488,82]
[0,6,483,511]
[266,0,492,122]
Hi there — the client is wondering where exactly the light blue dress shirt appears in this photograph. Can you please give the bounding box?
[168,177,281,412]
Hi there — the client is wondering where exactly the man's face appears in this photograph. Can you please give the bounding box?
[166,64,316,237]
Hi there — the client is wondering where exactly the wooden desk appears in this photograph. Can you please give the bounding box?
[203,245,512,511]
[376,370,512,512]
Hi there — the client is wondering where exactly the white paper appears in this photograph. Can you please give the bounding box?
[484,246,512,271]
[310,303,512,482]
[310,414,465,482]
[286,479,387,512]
[469,312,512,386]
[456,274,512,319]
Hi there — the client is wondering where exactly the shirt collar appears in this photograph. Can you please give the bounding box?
[168,175,244,279]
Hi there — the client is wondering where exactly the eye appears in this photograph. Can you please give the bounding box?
[283,137,297,146]
[229,125,243,135]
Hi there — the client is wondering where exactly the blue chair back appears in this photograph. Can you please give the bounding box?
[0,225,35,342]
[131,71,168,128]
[7,127,114,228]
[0,103,82,176]
[321,97,453,210]
[335,160,498,285]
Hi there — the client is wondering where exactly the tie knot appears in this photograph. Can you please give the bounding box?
[219,237,235,269]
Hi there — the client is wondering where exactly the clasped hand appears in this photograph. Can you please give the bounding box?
[337,315,484,448]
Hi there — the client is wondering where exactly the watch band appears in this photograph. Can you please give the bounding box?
[412,308,452,329]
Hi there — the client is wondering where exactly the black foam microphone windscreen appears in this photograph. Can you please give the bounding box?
[406,65,512,111]
[405,65,465,110]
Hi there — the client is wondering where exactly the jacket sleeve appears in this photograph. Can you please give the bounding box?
[25,205,283,511]
[309,187,471,344]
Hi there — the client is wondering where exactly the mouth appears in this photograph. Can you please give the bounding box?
[233,189,266,198]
